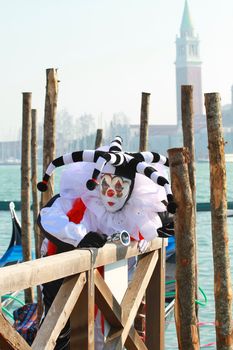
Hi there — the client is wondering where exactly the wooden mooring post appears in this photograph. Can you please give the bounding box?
[181,85,199,324]
[135,92,151,340]
[31,109,41,259]
[168,147,199,349]
[21,92,33,303]
[139,92,150,152]
[41,68,59,206]
[31,108,43,320]
[95,128,103,149]
[204,92,233,349]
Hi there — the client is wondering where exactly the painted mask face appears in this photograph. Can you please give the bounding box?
[99,174,132,212]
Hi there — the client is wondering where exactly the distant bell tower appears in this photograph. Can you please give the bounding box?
[175,0,203,128]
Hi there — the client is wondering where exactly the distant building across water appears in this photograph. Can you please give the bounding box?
[0,141,21,165]
[175,0,203,130]
[1,0,233,163]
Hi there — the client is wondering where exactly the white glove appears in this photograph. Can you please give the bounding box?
[138,239,149,254]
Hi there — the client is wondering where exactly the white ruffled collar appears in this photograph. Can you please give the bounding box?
[81,179,166,240]
[60,163,167,240]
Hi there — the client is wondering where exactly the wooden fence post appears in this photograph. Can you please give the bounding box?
[41,68,59,206]
[139,92,150,152]
[21,92,33,303]
[168,147,199,350]
[95,128,103,149]
[181,85,199,323]
[204,92,233,349]
[146,242,166,350]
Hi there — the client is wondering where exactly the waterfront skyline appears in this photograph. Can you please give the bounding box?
[1,0,233,141]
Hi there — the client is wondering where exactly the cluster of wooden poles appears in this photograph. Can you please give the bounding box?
[20,71,148,292]
[20,67,232,349]
[129,88,233,349]
[169,88,233,349]
[21,68,58,306]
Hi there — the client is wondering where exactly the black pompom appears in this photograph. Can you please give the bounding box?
[157,176,169,186]
[37,182,48,192]
[86,179,98,191]
[167,201,177,214]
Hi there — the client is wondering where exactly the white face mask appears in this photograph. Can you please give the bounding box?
[99,174,132,212]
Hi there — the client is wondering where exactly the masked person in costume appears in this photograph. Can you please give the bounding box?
[37,136,176,350]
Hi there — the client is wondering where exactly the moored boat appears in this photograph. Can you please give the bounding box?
[0,202,23,267]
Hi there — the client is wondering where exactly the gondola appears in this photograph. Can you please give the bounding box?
[1,203,24,320]
[165,236,176,323]
[0,202,23,267]
[158,220,176,325]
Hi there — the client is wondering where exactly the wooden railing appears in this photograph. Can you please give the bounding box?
[0,238,167,350]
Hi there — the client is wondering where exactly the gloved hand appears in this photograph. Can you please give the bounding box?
[78,231,108,248]
[138,239,149,254]
[157,221,175,238]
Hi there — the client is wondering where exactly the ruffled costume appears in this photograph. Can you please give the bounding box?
[40,161,168,253]
[38,137,173,350]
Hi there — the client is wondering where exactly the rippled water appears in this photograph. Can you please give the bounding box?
[1,163,233,348]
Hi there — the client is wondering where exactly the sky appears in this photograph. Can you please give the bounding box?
[1,0,233,141]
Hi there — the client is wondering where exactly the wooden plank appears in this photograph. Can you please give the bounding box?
[104,251,158,350]
[0,239,166,294]
[94,269,147,350]
[32,273,86,350]
[0,313,31,350]
[70,282,88,349]
[70,269,95,349]
[87,269,95,349]
[146,242,165,350]
[95,269,122,328]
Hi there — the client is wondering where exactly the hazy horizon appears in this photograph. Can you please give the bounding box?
[1,0,233,141]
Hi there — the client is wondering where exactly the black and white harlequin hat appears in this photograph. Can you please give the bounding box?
[37,136,177,213]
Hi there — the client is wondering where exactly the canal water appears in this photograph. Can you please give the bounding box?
[1,163,233,348]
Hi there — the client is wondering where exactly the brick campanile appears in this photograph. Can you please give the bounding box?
[175,0,203,128]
